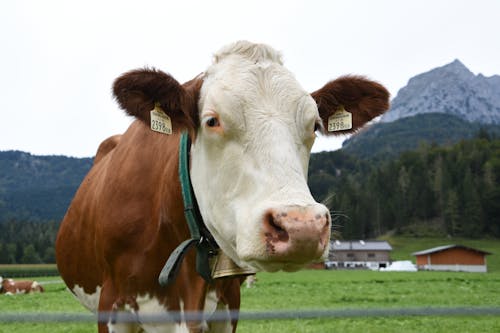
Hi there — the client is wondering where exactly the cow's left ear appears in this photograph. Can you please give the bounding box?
[311,75,390,135]
[113,68,198,132]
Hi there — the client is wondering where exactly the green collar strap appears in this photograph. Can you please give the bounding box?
[158,132,219,286]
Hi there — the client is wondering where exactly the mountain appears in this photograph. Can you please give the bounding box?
[343,60,500,158]
[0,151,93,222]
[380,59,500,124]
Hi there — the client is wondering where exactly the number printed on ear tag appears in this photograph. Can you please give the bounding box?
[328,106,352,132]
[150,105,172,135]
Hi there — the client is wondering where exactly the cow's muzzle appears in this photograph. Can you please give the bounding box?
[261,204,331,264]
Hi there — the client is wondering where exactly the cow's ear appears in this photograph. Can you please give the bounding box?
[113,68,198,132]
[311,75,390,135]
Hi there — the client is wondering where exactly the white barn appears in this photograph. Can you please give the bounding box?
[327,240,392,270]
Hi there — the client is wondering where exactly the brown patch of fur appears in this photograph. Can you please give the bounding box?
[311,75,390,134]
[112,68,199,133]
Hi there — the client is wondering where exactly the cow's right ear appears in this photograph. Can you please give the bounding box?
[112,68,197,132]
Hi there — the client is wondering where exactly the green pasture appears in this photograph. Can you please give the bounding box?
[1,237,499,332]
[1,270,499,332]
[239,270,500,332]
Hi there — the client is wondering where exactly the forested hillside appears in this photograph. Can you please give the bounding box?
[309,135,500,239]
[342,113,500,159]
[0,151,92,264]
[0,151,92,222]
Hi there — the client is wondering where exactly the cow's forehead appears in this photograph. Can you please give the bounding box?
[200,54,316,126]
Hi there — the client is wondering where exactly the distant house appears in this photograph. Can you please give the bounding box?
[412,245,492,273]
[327,240,392,270]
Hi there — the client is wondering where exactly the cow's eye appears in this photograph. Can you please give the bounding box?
[206,117,220,128]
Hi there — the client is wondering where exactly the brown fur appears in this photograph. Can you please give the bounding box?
[311,75,390,134]
[94,135,121,164]
[112,68,198,133]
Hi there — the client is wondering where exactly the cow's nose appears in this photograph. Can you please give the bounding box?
[262,205,331,262]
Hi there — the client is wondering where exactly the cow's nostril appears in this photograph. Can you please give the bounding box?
[264,211,289,242]
[268,214,283,232]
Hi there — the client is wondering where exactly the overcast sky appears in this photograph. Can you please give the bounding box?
[1,0,499,157]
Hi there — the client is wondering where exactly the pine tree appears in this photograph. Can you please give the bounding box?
[444,190,460,236]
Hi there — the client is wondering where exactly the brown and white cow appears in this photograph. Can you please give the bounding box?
[56,41,389,332]
[0,276,44,294]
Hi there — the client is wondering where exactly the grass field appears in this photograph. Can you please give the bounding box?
[238,270,500,333]
[1,271,499,333]
[1,237,499,332]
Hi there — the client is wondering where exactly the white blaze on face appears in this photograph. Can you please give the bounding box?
[191,41,330,271]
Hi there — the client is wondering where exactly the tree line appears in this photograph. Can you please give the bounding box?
[0,220,59,264]
[309,134,500,239]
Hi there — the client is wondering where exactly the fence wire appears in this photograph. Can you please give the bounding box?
[1,307,499,324]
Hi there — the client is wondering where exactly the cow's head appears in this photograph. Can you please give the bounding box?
[113,41,389,272]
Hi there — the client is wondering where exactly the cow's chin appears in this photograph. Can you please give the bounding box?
[241,258,320,273]
[233,240,328,273]
[226,246,314,272]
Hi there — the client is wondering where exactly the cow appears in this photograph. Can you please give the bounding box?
[0,276,44,295]
[56,41,389,333]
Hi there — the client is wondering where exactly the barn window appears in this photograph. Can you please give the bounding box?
[368,253,375,258]
[347,253,354,258]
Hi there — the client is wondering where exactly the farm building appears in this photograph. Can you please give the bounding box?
[412,245,491,273]
[327,240,392,270]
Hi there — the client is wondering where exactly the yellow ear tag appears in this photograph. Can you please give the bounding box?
[150,103,172,135]
[328,105,352,132]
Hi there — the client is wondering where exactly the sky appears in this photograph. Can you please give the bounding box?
[1,0,499,157]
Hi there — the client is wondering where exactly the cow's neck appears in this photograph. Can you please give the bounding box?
[179,132,220,260]
[159,132,219,286]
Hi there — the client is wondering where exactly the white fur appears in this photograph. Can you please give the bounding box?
[73,286,227,333]
[72,285,101,312]
[203,289,232,333]
[191,41,330,271]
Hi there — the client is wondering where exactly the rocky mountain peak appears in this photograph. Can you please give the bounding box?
[380,60,500,124]
[441,59,473,77]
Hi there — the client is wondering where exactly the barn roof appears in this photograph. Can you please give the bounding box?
[412,244,492,256]
[331,240,392,251]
